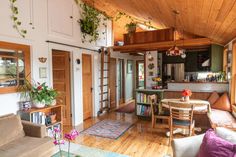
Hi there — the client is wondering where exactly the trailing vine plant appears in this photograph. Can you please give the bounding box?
[75,0,111,43]
[9,0,27,38]
[115,11,157,31]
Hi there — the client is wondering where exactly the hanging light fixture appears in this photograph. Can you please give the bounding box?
[166,10,186,57]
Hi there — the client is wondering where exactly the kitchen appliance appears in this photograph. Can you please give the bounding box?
[164,63,185,82]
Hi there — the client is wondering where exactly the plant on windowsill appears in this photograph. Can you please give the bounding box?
[30,82,58,108]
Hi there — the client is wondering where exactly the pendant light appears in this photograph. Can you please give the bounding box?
[166,10,186,57]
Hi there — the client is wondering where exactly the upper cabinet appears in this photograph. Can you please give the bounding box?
[211,44,223,72]
[48,0,74,38]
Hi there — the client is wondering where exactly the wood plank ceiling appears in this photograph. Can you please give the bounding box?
[83,0,236,45]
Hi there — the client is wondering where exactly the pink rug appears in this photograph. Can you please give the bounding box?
[81,119,133,139]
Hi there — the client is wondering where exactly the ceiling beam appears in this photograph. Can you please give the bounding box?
[111,38,218,53]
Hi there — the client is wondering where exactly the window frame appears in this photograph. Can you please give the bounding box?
[0,41,31,94]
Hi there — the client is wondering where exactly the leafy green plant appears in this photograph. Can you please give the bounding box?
[77,0,110,43]
[30,82,58,105]
[9,0,27,38]
[125,22,137,34]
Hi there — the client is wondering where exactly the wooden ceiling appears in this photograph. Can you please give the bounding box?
[83,0,236,45]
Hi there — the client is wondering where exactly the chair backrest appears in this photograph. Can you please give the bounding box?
[169,102,194,122]
[149,95,157,116]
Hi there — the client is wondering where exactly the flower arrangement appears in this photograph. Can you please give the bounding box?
[52,128,79,157]
[152,77,162,89]
[182,89,192,97]
[30,82,58,107]
[182,89,192,101]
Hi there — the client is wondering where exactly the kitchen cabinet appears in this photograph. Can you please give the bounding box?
[185,52,198,72]
[211,44,223,72]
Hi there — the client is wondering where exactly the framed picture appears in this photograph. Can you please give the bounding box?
[127,60,133,74]
[39,67,47,78]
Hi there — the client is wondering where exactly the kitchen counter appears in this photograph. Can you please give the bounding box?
[167,82,229,93]
[167,81,229,84]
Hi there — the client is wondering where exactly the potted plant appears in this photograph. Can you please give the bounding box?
[125,22,137,34]
[30,82,58,108]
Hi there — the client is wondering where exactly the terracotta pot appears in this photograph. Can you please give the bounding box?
[50,114,57,124]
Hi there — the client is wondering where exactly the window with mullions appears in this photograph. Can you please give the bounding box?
[0,41,31,93]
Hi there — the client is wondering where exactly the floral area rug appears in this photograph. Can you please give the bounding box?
[52,142,130,157]
[81,119,133,139]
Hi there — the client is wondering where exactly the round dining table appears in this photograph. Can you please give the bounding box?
[161,98,211,113]
[160,98,211,136]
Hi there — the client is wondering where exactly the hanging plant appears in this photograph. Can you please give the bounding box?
[9,0,27,38]
[125,22,137,35]
[75,0,111,43]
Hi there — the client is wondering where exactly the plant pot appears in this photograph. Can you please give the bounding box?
[50,114,57,124]
[48,99,57,106]
[33,101,46,108]
[128,26,136,34]
[185,96,190,102]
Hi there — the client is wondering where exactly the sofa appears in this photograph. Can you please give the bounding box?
[171,127,236,157]
[0,114,55,157]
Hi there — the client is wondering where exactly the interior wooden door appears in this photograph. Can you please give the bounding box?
[109,58,117,109]
[82,54,93,120]
[52,50,71,126]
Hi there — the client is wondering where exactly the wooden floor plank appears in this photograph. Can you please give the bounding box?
[64,112,181,157]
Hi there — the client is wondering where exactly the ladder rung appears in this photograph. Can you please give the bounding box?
[104,62,110,64]
[99,84,108,87]
[99,77,109,79]
[99,92,108,95]
[100,69,109,71]
[100,99,108,102]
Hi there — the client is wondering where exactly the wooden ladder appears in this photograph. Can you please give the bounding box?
[99,48,111,115]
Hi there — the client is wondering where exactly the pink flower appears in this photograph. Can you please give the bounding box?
[53,139,65,145]
[54,128,60,133]
[64,129,79,141]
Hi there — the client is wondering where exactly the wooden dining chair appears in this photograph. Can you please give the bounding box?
[169,102,195,143]
[149,95,170,129]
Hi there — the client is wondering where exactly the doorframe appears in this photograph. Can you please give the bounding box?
[50,49,72,126]
[136,60,145,88]
[81,53,94,120]
[109,57,117,109]
[117,58,125,105]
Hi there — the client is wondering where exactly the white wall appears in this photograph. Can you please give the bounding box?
[0,0,112,126]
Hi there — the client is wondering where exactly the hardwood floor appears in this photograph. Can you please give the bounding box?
[64,112,173,157]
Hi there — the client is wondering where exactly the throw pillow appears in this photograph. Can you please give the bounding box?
[197,129,236,157]
[232,105,236,119]
[211,92,231,112]
[208,91,220,105]
[216,127,236,144]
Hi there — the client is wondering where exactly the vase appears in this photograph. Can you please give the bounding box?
[33,101,46,108]
[185,96,190,102]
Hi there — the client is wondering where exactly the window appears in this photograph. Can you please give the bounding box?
[0,41,31,93]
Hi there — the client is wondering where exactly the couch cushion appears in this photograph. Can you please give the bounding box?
[0,114,25,147]
[232,105,236,119]
[197,129,236,157]
[211,93,231,112]
[216,127,236,144]
[208,109,236,130]
[208,91,220,105]
[0,136,54,157]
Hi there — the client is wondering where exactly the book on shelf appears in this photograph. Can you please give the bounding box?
[30,112,46,125]
[136,105,151,116]
[137,93,151,104]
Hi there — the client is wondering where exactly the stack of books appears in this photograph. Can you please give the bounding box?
[136,105,151,116]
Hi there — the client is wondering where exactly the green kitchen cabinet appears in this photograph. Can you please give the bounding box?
[211,44,223,72]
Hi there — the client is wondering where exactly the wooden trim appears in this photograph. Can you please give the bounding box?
[136,60,144,88]
[231,42,236,105]
[144,53,146,89]
[112,38,213,52]
[0,41,31,94]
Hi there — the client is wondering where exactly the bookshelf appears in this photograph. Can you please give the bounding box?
[18,105,63,137]
[135,89,164,119]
